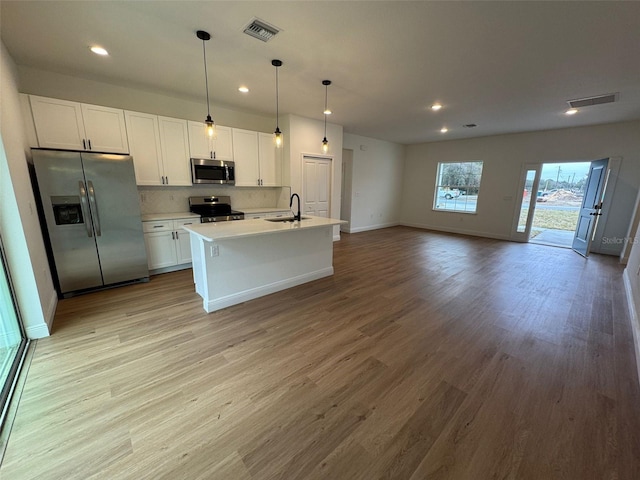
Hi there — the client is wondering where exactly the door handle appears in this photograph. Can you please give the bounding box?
[88,139,92,150]
[78,181,93,238]
[87,181,101,236]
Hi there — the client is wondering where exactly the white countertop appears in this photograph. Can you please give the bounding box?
[241,207,291,214]
[142,212,201,222]
[183,215,346,242]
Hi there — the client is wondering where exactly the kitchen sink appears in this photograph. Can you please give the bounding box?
[264,216,311,223]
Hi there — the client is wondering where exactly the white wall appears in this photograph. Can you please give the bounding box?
[401,121,640,254]
[623,218,640,382]
[283,114,343,239]
[342,134,405,233]
[0,42,55,338]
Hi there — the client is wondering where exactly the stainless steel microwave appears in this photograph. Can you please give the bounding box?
[191,158,235,185]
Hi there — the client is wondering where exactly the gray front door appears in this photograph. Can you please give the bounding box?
[572,158,609,257]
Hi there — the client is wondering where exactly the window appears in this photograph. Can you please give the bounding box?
[433,161,483,213]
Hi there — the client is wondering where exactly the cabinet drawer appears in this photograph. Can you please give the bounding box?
[143,221,173,233]
[175,219,197,228]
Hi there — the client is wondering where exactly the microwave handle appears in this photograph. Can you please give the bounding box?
[225,164,229,182]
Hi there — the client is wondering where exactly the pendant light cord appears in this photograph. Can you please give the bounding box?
[202,39,211,117]
[324,84,328,137]
[275,65,279,128]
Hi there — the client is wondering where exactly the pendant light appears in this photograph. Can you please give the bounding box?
[197,30,216,139]
[272,59,283,148]
[321,80,331,153]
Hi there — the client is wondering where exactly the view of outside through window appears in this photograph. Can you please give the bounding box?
[434,161,483,213]
[519,162,591,246]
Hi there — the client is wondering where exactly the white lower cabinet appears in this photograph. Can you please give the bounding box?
[143,218,197,271]
[245,210,290,220]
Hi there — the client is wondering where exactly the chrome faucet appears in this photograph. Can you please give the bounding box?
[290,193,301,221]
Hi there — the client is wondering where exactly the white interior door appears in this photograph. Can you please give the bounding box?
[303,156,331,217]
[572,158,609,257]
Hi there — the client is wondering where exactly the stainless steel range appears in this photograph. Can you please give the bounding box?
[189,196,244,223]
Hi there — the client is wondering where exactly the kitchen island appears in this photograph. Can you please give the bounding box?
[182,216,346,313]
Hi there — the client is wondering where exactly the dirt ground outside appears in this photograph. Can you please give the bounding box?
[519,189,582,237]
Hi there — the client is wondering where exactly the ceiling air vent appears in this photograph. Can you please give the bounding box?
[567,93,618,109]
[243,18,280,42]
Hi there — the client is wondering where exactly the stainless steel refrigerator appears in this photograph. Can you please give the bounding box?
[32,149,148,297]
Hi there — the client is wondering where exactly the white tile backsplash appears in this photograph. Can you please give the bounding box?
[138,185,288,214]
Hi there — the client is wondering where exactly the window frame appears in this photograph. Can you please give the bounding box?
[432,161,484,214]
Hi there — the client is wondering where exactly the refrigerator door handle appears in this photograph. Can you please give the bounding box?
[87,181,102,237]
[78,181,93,238]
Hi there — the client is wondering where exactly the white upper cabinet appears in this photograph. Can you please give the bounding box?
[124,111,163,186]
[187,121,233,160]
[232,128,260,186]
[258,132,278,187]
[30,95,129,153]
[158,116,192,186]
[233,129,280,187]
[124,111,191,186]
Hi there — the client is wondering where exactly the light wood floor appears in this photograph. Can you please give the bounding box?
[1,227,639,479]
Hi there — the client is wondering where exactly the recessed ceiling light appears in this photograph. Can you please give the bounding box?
[323,109,332,115]
[440,127,448,133]
[90,46,109,56]
[238,86,249,93]
[431,103,443,111]
[565,108,578,115]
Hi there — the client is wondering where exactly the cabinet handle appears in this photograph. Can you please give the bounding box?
[88,139,92,150]
[82,139,86,150]
[165,176,169,184]
[175,231,179,239]
[172,231,175,240]
[213,151,216,160]
[184,223,192,225]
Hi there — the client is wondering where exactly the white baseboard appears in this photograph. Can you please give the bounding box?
[25,323,51,339]
[44,289,57,331]
[400,222,511,241]
[333,234,341,241]
[623,268,640,386]
[205,267,333,313]
[347,222,399,234]
[150,263,191,276]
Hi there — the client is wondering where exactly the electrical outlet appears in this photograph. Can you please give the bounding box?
[636,264,640,276]
[210,245,219,257]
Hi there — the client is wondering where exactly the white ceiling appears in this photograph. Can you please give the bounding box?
[2,1,640,145]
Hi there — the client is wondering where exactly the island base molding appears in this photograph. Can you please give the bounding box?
[202,267,333,313]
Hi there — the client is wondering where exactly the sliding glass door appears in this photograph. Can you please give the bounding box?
[0,235,27,427]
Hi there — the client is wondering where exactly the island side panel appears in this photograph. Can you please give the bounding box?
[190,233,208,300]
[202,225,335,312]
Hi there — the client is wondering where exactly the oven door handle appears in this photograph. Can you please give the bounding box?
[78,181,93,238]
